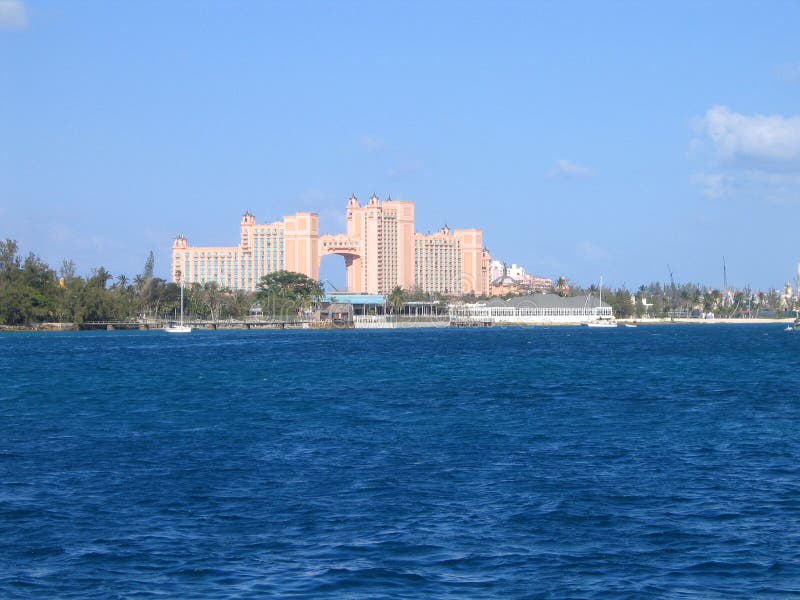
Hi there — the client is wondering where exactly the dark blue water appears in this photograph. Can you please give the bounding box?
[2,325,800,598]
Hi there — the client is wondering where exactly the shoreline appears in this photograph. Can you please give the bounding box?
[620,317,795,325]
[1,317,796,333]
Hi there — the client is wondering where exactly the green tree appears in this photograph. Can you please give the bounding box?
[146,278,169,318]
[78,281,115,322]
[388,286,407,316]
[0,239,21,275]
[143,251,155,280]
[648,295,663,318]
[230,290,254,318]
[0,286,30,325]
[88,266,112,289]
[257,271,323,318]
[186,283,204,319]
[607,287,633,318]
[134,251,157,317]
[0,245,59,325]
[634,295,645,318]
[200,282,229,322]
[161,282,181,319]
[555,276,569,297]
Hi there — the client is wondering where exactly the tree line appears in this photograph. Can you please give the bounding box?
[2,237,792,326]
[0,241,246,325]
[561,281,795,319]
[0,239,328,326]
[474,276,794,319]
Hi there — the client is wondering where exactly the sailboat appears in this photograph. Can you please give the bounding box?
[585,276,618,328]
[165,281,192,333]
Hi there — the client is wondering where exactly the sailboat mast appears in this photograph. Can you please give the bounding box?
[179,282,184,326]
[723,256,727,292]
[599,276,603,307]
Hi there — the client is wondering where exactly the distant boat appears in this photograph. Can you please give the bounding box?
[165,281,192,334]
[625,323,638,328]
[584,276,618,328]
[586,319,618,328]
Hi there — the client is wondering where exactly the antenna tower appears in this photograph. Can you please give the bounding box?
[723,256,728,291]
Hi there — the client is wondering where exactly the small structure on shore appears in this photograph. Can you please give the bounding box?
[450,293,612,325]
[321,293,388,316]
[322,303,354,326]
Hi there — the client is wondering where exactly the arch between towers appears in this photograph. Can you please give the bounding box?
[318,235,363,293]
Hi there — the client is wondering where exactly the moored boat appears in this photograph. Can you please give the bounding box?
[165,280,192,334]
[583,276,617,327]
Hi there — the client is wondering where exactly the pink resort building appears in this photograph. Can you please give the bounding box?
[414,226,491,296]
[172,195,490,296]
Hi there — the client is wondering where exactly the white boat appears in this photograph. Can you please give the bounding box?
[586,319,618,328]
[584,276,618,327]
[165,281,192,334]
[624,323,638,328]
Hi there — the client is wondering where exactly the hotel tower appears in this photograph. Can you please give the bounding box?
[172,195,490,296]
[172,212,318,293]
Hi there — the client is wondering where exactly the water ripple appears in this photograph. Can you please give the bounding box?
[1,326,799,598]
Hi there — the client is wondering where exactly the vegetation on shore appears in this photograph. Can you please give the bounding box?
[0,238,794,327]
[256,271,324,318]
[0,238,331,326]
[562,281,795,320]
[0,240,255,326]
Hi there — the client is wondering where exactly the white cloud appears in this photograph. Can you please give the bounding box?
[548,159,595,179]
[700,105,800,170]
[0,0,27,29]
[575,241,609,260]
[691,172,735,199]
[691,106,800,204]
[358,134,386,153]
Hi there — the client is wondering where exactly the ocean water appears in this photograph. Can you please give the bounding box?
[1,325,799,599]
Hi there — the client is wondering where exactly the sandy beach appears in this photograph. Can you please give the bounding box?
[620,317,795,325]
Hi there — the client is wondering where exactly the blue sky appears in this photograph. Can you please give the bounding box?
[1,1,799,291]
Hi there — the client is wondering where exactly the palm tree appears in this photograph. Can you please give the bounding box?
[388,286,407,316]
[555,277,568,297]
[113,274,130,297]
[257,271,324,319]
[201,281,227,323]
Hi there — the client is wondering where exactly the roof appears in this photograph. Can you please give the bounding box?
[480,293,609,309]
[322,293,386,305]
[324,303,354,313]
[491,275,518,286]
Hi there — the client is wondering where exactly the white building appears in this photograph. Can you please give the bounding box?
[451,293,612,324]
[489,260,552,293]
[507,263,526,280]
[490,260,505,282]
